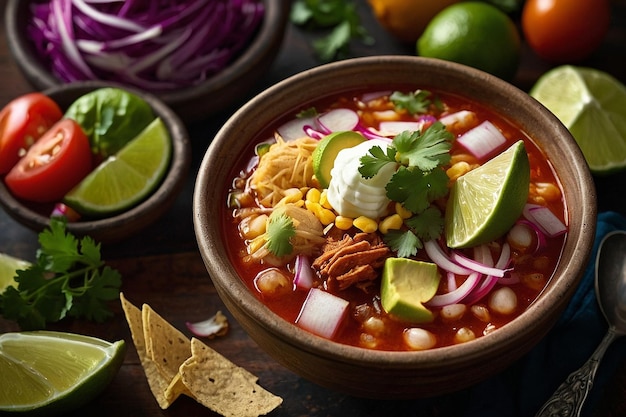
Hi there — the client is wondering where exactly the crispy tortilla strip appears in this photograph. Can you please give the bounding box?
[120,293,192,409]
[142,303,192,382]
[180,338,283,417]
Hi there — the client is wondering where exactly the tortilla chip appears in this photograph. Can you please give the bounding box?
[179,338,283,417]
[120,293,191,409]
[142,303,191,381]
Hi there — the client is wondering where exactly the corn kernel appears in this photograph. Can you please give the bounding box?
[353,216,378,233]
[317,208,337,226]
[395,202,412,219]
[379,214,403,234]
[335,216,354,230]
[320,189,333,210]
[277,188,303,206]
[446,161,471,182]
[306,188,321,204]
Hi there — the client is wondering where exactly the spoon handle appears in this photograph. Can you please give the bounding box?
[535,327,617,417]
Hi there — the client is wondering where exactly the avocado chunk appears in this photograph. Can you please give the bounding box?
[381,258,440,323]
[312,131,366,188]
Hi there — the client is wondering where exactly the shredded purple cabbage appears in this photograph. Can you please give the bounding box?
[28,0,265,91]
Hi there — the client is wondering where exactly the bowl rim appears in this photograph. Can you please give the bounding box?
[0,80,191,241]
[194,55,597,368]
[4,0,289,116]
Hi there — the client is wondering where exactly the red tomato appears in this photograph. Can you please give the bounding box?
[5,119,93,203]
[0,93,63,174]
[522,0,611,63]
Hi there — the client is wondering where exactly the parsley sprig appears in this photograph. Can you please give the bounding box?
[359,121,454,257]
[0,218,122,330]
[290,0,373,61]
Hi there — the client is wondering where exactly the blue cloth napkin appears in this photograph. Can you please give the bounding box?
[465,211,626,417]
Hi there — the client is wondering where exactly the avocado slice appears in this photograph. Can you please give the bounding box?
[381,258,440,323]
[312,131,366,188]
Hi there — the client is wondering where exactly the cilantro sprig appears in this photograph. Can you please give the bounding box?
[290,0,373,61]
[359,121,454,257]
[266,211,296,257]
[0,218,122,330]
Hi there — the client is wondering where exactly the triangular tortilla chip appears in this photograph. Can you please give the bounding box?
[120,293,191,408]
[142,303,192,381]
[179,338,282,417]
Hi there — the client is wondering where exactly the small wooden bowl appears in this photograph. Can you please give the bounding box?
[193,56,597,399]
[4,0,289,122]
[0,81,191,243]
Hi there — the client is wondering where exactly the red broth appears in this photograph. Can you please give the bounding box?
[223,88,566,352]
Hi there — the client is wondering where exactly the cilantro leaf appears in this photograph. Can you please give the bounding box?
[313,20,352,61]
[359,145,397,179]
[393,122,454,171]
[266,211,296,257]
[0,217,122,330]
[386,167,449,214]
[405,207,445,242]
[383,230,422,258]
[390,90,432,115]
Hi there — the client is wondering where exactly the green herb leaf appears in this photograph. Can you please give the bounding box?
[393,122,454,171]
[405,207,445,242]
[359,145,397,179]
[386,167,449,214]
[0,218,122,330]
[266,211,296,257]
[390,90,432,115]
[383,230,422,258]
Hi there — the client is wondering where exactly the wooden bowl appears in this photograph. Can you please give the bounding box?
[193,56,597,398]
[0,81,191,243]
[4,0,289,122]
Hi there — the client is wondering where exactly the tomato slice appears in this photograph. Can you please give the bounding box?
[5,119,93,203]
[0,93,63,174]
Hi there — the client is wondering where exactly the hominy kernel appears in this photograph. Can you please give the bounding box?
[359,332,378,349]
[470,304,491,322]
[379,214,403,234]
[306,188,321,204]
[363,317,385,336]
[403,328,437,350]
[239,214,268,239]
[441,304,467,321]
[335,216,354,230]
[353,216,378,233]
[254,268,291,298]
[488,287,518,315]
[454,327,476,344]
[395,202,412,219]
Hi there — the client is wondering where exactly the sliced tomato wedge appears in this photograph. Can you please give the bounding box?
[5,119,93,203]
[0,93,63,174]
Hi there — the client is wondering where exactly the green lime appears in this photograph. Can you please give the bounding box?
[380,258,440,323]
[417,2,521,80]
[312,131,366,188]
[64,117,172,217]
[0,253,30,293]
[530,66,626,174]
[445,140,530,248]
[0,331,125,415]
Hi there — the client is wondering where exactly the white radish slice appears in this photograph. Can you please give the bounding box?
[317,108,360,132]
[457,120,507,159]
[378,121,422,136]
[296,288,349,339]
[277,116,316,141]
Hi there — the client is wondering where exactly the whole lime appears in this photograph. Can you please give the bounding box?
[417,2,521,81]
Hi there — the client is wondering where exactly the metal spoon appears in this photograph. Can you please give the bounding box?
[536,230,626,417]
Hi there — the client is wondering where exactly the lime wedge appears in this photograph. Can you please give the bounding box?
[530,65,626,174]
[445,140,530,248]
[64,118,172,217]
[0,331,125,415]
[0,253,30,293]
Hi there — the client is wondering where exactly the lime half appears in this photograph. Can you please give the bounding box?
[64,118,172,217]
[0,253,30,293]
[445,140,530,248]
[0,331,125,415]
[530,66,626,174]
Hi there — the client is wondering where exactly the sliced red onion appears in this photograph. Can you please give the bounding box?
[377,121,423,137]
[296,288,349,339]
[525,206,567,237]
[293,254,314,290]
[360,90,391,103]
[457,120,507,159]
[446,271,457,291]
[424,240,473,275]
[463,242,512,304]
[514,219,547,252]
[316,108,360,133]
[451,251,508,277]
[438,110,478,129]
[427,272,481,307]
[186,311,229,338]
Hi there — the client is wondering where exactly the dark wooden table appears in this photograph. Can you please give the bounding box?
[1,2,626,417]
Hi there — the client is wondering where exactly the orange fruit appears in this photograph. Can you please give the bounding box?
[368,0,460,43]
